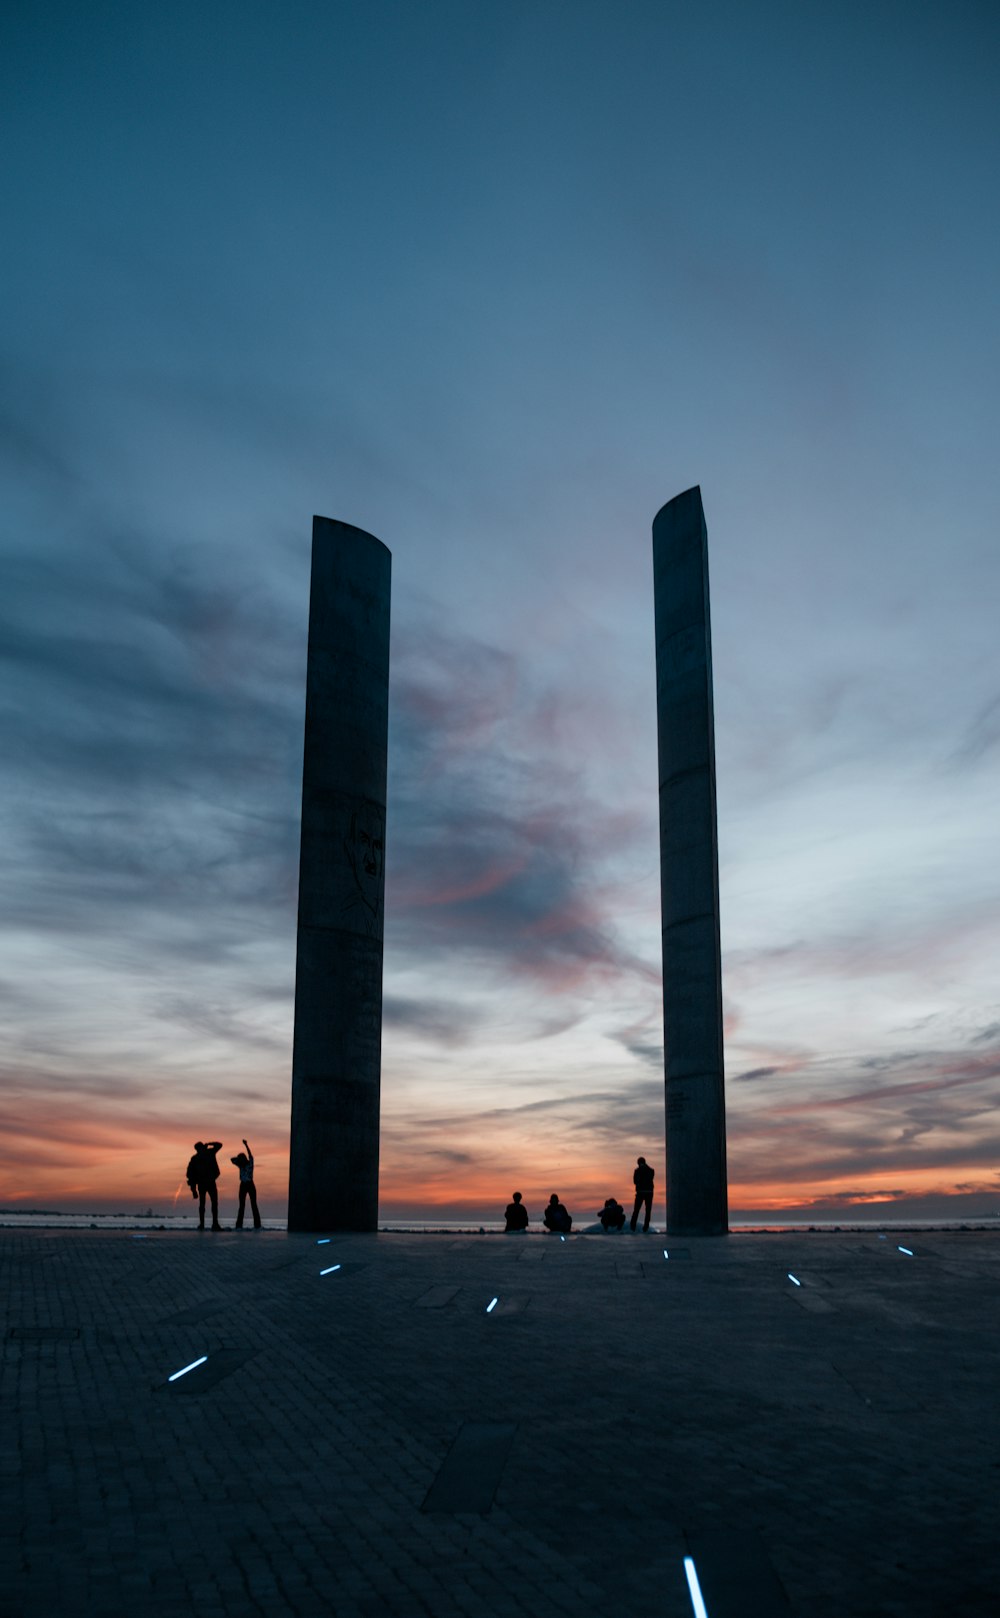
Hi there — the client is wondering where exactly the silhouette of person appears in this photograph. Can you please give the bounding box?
[542,1194,572,1233]
[598,1196,626,1230]
[186,1141,223,1230]
[231,1138,262,1229]
[631,1156,655,1232]
[504,1191,529,1232]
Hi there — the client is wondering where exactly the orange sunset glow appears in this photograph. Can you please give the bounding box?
[2,0,999,1232]
[4,1090,998,1225]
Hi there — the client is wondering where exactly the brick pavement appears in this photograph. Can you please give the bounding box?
[2,1228,998,1617]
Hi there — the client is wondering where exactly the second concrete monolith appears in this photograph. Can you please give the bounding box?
[653,487,728,1236]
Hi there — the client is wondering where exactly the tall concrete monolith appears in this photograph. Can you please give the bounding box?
[287,517,391,1232]
[653,487,728,1236]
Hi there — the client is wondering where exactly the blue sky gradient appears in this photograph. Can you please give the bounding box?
[2,1,999,1217]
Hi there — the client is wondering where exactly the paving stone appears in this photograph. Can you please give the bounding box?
[2,1228,998,1615]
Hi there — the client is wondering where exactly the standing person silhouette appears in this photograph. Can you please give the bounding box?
[630,1156,655,1232]
[186,1141,223,1230]
[504,1191,529,1232]
[231,1139,262,1229]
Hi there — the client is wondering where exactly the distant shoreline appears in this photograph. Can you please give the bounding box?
[1,1211,997,1235]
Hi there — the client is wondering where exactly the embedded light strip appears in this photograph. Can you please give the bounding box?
[898,1246,914,1256]
[683,1555,710,1618]
[787,1273,802,1287]
[486,1297,499,1313]
[320,1264,341,1276]
[168,1356,207,1382]
[663,1250,669,1259]
[317,1238,331,1245]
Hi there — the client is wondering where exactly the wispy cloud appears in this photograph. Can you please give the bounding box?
[2,0,1000,1222]
[387,613,661,994]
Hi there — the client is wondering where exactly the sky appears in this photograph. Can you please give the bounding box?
[2,0,999,1222]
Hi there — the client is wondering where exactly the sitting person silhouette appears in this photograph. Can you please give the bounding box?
[231,1139,262,1229]
[598,1196,626,1231]
[186,1141,223,1230]
[504,1191,529,1232]
[542,1194,572,1233]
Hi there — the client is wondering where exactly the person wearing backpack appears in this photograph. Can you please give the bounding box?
[186,1141,223,1230]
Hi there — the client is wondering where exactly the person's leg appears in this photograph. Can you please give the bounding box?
[642,1192,652,1232]
[236,1184,246,1228]
[209,1183,221,1228]
[630,1193,642,1232]
[249,1183,261,1228]
[198,1186,206,1227]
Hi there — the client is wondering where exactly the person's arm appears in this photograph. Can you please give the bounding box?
[243,1139,253,1172]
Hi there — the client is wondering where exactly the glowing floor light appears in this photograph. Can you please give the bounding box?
[663,1250,669,1259]
[787,1273,802,1287]
[317,1238,331,1245]
[168,1356,207,1382]
[560,1235,566,1242]
[898,1246,914,1256]
[486,1297,498,1313]
[683,1555,710,1618]
[320,1264,341,1276]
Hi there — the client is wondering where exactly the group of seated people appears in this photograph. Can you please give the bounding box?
[503,1192,630,1233]
[503,1158,655,1235]
[504,1191,572,1233]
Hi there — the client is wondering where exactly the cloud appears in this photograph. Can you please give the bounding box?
[386,613,661,994]
[0,392,83,494]
[951,694,1000,766]
[736,1066,778,1082]
[970,1021,1000,1046]
[383,995,481,1047]
[726,1039,1000,1199]
[605,1011,663,1071]
[810,1188,907,1205]
[769,1054,1000,1116]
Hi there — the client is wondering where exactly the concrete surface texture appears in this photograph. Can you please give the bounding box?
[287,517,391,1233]
[653,488,728,1237]
[4,1228,998,1616]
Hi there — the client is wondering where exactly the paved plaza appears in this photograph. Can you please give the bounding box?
[3,1226,998,1617]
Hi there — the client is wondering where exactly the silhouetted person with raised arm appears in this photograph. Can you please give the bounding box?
[231,1139,262,1229]
[504,1191,529,1232]
[599,1196,626,1231]
[543,1194,572,1233]
[630,1155,655,1232]
[186,1140,223,1230]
